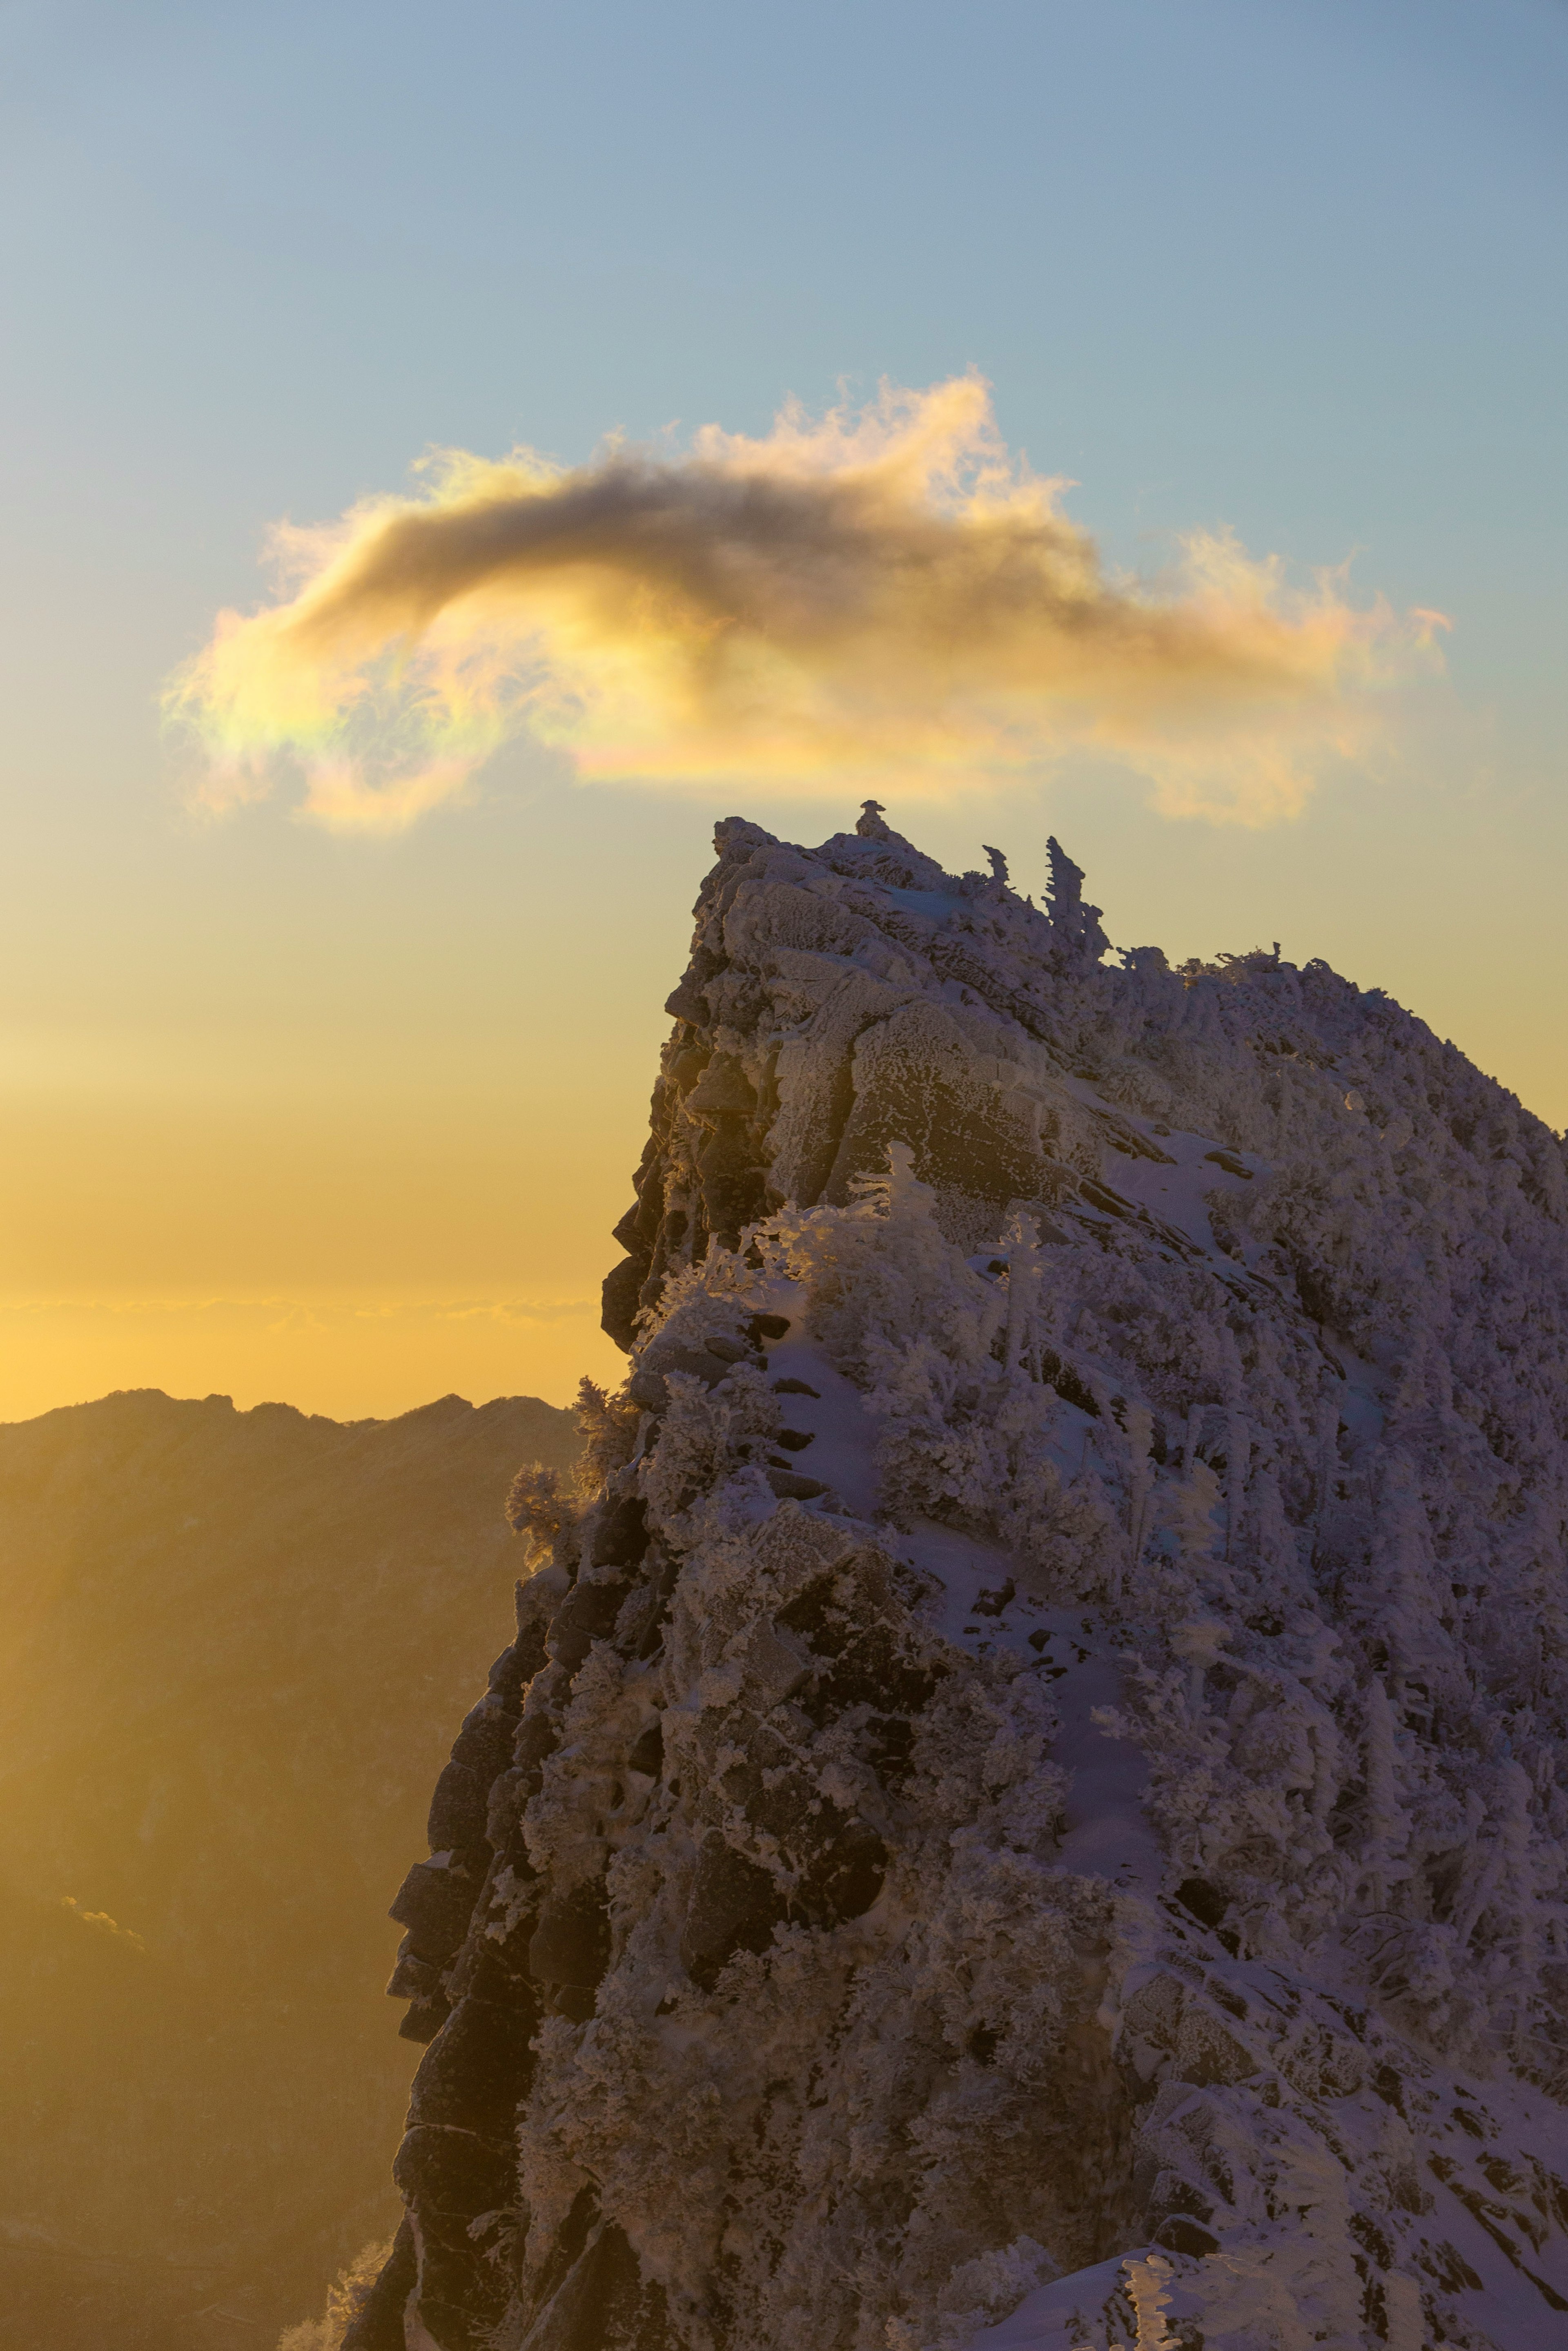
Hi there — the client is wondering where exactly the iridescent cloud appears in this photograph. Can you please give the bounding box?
[164,376,1446,832]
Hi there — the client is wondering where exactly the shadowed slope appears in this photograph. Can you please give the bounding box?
[0,1385,579,2351]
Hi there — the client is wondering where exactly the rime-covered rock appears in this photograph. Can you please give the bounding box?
[362,814,1568,2351]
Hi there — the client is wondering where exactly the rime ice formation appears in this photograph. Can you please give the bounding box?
[358,809,1568,2351]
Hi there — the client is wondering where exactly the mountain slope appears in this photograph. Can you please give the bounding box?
[352,809,1568,2351]
[0,1386,579,2351]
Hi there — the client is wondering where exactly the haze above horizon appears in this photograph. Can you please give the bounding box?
[2,0,1564,1423]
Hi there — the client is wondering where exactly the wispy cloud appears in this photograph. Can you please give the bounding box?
[60,1897,147,1952]
[164,375,1446,832]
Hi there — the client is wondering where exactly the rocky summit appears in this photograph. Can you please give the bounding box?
[351,806,1568,2351]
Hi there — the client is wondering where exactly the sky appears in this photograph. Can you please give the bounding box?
[2,0,1565,1424]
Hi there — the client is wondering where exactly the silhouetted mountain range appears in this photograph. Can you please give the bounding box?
[0,1386,578,2351]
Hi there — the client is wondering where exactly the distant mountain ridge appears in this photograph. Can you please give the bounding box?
[0,1383,579,2351]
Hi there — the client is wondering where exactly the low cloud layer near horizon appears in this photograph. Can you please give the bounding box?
[165,376,1445,834]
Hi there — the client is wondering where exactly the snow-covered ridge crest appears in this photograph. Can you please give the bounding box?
[354,809,1568,2351]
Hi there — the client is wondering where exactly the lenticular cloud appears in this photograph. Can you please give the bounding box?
[164,375,1444,833]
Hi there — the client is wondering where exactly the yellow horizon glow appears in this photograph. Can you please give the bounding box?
[0,1293,621,1425]
[0,1029,645,1426]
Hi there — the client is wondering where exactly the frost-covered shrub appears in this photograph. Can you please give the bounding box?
[376,814,1568,2351]
[572,1374,642,1490]
[275,2237,395,2351]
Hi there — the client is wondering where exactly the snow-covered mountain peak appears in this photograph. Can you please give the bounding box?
[352,812,1568,2351]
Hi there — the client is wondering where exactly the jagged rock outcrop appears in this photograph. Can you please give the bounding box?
[603,810,1126,1349]
[0,1387,578,2351]
[359,811,1568,2351]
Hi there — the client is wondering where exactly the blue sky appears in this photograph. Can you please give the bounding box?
[2,0,1565,1416]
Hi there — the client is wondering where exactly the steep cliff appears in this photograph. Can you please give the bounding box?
[357,808,1568,2351]
[0,1386,578,2351]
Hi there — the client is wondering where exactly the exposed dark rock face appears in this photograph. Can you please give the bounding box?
[356,812,1568,2350]
[374,1466,1116,2351]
